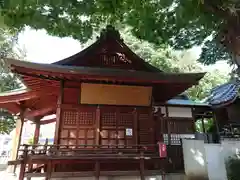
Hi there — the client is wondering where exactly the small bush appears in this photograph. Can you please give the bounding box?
[226,155,240,180]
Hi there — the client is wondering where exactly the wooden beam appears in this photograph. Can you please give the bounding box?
[25,170,162,178]
[213,113,221,143]
[0,91,37,103]
[191,107,196,132]
[0,102,22,114]
[25,173,47,178]
[40,118,56,125]
[95,106,100,145]
[24,106,56,119]
[8,160,23,165]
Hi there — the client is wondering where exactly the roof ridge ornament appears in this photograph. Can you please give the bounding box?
[98,25,123,41]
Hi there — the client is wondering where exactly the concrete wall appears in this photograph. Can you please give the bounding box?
[182,139,240,180]
[182,139,208,180]
[204,144,227,180]
[221,140,240,159]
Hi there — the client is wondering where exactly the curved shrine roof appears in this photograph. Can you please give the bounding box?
[166,99,210,107]
[6,58,205,84]
[53,25,161,73]
[205,81,240,108]
[0,25,206,120]
[5,58,205,102]
[0,87,57,117]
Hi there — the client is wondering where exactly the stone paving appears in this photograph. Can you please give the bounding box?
[0,171,17,180]
[0,167,44,180]
[0,164,18,180]
[0,165,185,180]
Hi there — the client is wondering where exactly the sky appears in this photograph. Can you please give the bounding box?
[17,27,82,63]
[16,27,231,74]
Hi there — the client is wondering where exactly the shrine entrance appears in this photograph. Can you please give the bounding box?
[59,105,153,148]
[99,107,135,148]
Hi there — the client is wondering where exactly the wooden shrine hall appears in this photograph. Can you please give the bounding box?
[0,25,205,180]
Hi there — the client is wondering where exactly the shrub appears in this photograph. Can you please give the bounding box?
[226,155,240,180]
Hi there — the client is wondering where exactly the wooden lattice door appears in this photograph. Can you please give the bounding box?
[137,108,154,145]
[100,107,135,148]
[78,107,96,147]
[60,106,96,148]
[154,114,168,143]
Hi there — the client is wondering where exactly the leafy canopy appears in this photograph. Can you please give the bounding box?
[117,27,229,101]
[1,0,239,65]
[82,26,229,101]
[0,28,22,134]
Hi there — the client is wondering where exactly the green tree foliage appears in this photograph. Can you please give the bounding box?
[195,118,214,133]
[0,28,22,134]
[84,27,229,100]
[2,0,240,66]
[118,28,229,101]
[175,50,229,100]
[187,69,229,101]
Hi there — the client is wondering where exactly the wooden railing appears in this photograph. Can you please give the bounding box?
[10,144,184,180]
[17,144,158,158]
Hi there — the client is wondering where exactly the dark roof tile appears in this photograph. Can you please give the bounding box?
[205,82,239,108]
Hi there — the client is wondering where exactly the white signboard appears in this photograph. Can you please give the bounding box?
[126,128,133,136]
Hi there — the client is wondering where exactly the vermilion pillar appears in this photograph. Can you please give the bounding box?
[33,119,41,144]
[8,110,24,173]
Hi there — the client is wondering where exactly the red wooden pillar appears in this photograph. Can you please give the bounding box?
[19,145,28,180]
[133,108,138,147]
[12,109,25,174]
[53,80,64,173]
[33,119,41,145]
[95,106,100,145]
[46,160,52,180]
[27,119,41,180]
[54,80,64,145]
[139,151,145,180]
[17,109,26,180]
[95,161,100,180]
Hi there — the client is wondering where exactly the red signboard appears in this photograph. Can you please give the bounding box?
[158,142,167,158]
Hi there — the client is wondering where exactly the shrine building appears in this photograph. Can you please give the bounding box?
[0,25,207,180]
